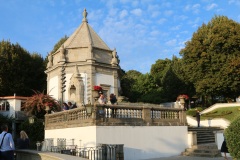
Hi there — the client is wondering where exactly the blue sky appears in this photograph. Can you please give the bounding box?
[1,0,240,73]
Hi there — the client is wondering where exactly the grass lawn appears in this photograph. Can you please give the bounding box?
[200,107,240,122]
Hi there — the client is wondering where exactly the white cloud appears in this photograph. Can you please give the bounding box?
[151,11,160,18]
[165,39,177,46]
[193,4,200,9]
[120,0,131,4]
[131,1,139,7]
[101,0,118,8]
[188,17,201,28]
[170,25,181,31]
[174,15,188,21]
[157,18,167,24]
[184,4,191,11]
[164,10,173,16]
[192,24,199,28]
[60,0,66,5]
[184,3,200,14]
[131,8,142,16]
[48,0,55,7]
[150,30,160,36]
[228,0,240,5]
[109,8,119,17]
[206,3,218,11]
[162,2,171,8]
[119,10,128,19]
[88,9,104,22]
[147,4,160,11]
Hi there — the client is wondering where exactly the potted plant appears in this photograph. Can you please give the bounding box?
[22,90,61,119]
[92,86,103,98]
[177,94,189,107]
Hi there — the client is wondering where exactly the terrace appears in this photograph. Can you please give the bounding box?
[45,103,187,129]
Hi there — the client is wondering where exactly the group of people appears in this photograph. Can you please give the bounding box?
[62,101,77,111]
[62,93,117,109]
[98,93,117,105]
[0,124,30,160]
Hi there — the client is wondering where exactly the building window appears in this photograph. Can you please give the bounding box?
[0,100,10,111]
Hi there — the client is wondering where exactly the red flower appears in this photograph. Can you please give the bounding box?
[94,86,102,91]
[177,94,189,100]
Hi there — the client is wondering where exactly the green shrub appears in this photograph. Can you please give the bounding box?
[225,115,240,159]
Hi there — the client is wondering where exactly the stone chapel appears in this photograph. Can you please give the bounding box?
[45,9,121,106]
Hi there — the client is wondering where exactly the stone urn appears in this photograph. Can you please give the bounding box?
[92,90,99,98]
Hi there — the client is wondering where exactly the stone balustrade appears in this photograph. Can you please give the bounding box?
[45,104,186,129]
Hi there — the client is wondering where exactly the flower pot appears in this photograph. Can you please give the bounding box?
[92,90,99,98]
[179,97,185,104]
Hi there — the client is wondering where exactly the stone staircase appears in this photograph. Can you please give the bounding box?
[188,127,222,144]
[182,143,222,157]
[182,127,223,157]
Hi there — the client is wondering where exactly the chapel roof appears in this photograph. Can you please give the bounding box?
[57,8,110,51]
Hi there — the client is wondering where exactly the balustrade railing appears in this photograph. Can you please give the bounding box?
[45,104,186,129]
[103,105,142,118]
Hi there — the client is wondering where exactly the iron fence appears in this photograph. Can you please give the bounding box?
[51,144,124,160]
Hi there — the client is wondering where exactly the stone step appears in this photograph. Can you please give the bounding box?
[186,152,221,157]
[197,135,215,144]
[197,134,215,139]
[188,127,221,144]
[191,143,218,149]
[186,148,220,154]
[198,140,215,144]
[182,143,221,157]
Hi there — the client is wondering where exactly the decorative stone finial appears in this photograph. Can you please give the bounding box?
[82,8,88,23]
[59,44,66,63]
[47,53,53,68]
[111,48,119,66]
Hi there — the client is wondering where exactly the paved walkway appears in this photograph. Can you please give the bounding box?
[147,155,232,160]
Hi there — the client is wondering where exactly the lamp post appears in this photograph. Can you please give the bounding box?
[29,116,35,124]
[85,104,93,116]
[36,141,41,151]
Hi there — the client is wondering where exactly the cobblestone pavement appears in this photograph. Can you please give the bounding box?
[146,155,232,160]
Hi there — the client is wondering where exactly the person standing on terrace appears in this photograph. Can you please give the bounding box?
[110,93,117,104]
[98,94,106,104]
[195,109,201,127]
[62,102,69,111]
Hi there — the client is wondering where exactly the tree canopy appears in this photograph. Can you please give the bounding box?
[180,15,240,99]
[0,40,46,96]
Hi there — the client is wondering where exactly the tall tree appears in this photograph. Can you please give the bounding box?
[180,16,240,101]
[150,58,195,102]
[120,70,143,102]
[150,58,172,87]
[0,40,46,96]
